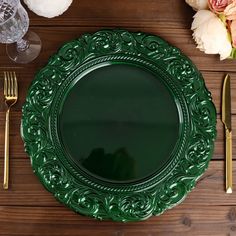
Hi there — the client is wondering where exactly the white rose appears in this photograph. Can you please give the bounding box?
[185,0,209,10]
[191,10,232,60]
[24,0,73,18]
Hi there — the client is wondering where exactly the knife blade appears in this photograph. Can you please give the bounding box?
[222,74,232,194]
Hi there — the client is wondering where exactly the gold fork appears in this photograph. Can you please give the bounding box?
[3,72,18,190]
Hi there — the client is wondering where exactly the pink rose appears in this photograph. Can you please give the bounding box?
[229,20,236,47]
[208,0,230,13]
[225,1,236,20]
[224,1,236,47]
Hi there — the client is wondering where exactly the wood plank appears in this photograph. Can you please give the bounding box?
[0,112,231,160]
[0,160,235,207]
[0,158,59,207]
[0,66,235,115]
[0,1,234,235]
[0,205,236,236]
[1,27,236,72]
[24,0,194,28]
[0,70,233,161]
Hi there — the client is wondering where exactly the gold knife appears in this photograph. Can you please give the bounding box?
[222,74,233,194]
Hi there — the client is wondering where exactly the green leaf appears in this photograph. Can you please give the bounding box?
[219,13,227,25]
[230,48,236,59]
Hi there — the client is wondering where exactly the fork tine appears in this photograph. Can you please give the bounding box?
[3,72,7,97]
[6,72,10,97]
[10,72,14,97]
[8,72,11,97]
[4,71,18,98]
[13,72,18,97]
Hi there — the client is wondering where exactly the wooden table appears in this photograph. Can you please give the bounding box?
[0,1,236,235]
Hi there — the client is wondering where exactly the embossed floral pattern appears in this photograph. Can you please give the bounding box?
[21,30,217,222]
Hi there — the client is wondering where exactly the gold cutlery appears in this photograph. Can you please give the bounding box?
[222,74,232,194]
[3,72,18,190]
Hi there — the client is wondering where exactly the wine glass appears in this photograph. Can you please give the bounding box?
[0,0,41,64]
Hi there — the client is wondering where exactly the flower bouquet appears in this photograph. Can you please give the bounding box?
[186,0,236,60]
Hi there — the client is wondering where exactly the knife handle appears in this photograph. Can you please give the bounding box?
[226,129,233,194]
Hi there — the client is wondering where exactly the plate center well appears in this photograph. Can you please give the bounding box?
[59,64,180,183]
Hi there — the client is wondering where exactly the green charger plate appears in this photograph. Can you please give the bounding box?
[21,29,217,222]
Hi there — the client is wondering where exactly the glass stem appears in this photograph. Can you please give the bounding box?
[16,38,30,52]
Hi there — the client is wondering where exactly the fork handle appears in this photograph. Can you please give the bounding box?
[3,108,10,190]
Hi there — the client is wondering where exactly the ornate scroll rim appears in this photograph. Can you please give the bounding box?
[21,29,217,222]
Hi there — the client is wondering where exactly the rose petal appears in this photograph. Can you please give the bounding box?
[191,9,232,60]
[230,20,236,47]
[185,0,208,10]
[191,10,215,30]
[208,0,229,13]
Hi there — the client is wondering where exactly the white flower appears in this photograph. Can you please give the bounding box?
[24,0,73,18]
[191,10,232,60]
[185,0,209,10]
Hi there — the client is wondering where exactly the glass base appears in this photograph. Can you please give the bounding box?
[6,31,42,64]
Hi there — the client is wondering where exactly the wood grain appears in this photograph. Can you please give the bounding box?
[0,205,236,236]
[0,113,232,160]
[0,68,236,114]
[25,0,194,28]
[0,160,235,207]
[1,27,236,72]
[0,0,235,235]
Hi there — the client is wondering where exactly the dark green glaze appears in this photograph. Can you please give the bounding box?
[21,29,217,222]
[60,64,180,182]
